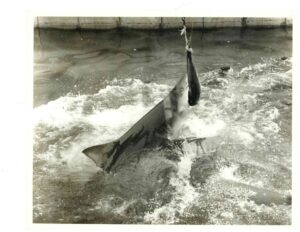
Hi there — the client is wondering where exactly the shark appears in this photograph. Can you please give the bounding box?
[82,47,201,172]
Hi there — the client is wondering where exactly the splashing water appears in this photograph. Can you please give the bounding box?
[144,142,199,223]
[33,29,292,224]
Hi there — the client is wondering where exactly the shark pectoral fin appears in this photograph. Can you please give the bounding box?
[82,142,117,169]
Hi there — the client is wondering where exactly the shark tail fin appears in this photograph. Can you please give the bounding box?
[82,142,117,170]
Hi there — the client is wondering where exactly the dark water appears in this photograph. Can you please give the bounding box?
[33,28,292,224]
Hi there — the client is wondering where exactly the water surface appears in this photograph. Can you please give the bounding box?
[33,28,292,224]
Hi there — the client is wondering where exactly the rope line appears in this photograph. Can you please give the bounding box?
[181,17,193,50]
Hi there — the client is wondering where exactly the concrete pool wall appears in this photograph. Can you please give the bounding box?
[34,17,292,30]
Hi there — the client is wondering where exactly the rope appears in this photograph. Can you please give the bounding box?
[181,17,189,46]
[181,17,193,51]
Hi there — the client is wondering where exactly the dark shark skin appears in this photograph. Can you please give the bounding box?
[83,49,201,172]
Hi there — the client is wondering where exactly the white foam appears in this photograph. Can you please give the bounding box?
[240,62,267,74]
[33,79,171,177]
[219,164,240,182]
[170,110,226,140]
[234,129,255,145]
[144,142,199,224]
[219,164,273,190]
[33,94,87,127]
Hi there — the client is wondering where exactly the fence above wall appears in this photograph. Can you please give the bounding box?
[34,17,293,30]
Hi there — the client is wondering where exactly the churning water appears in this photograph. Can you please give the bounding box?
[33,28,292,224]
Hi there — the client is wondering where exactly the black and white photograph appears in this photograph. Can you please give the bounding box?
[32,16,293,225]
